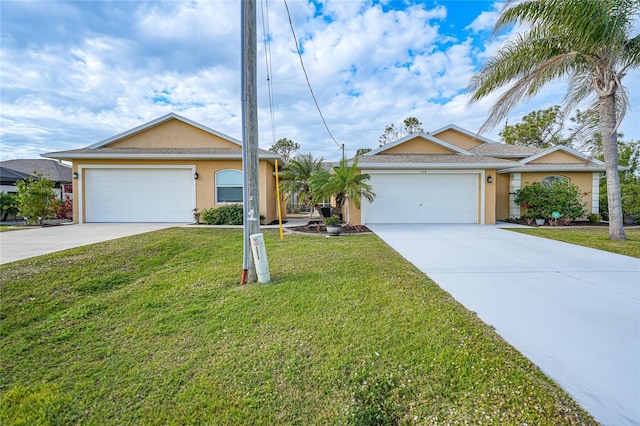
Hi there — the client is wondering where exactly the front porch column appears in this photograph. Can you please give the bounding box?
[509,173,521,218]
[592,173,601,214]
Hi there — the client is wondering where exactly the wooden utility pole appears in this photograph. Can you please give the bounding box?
[241,0,261,283]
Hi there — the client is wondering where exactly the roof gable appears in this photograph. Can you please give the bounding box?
[430,124,493,149]
[89,113,241,150]
[366,133,473,156]
[521,145,604,165]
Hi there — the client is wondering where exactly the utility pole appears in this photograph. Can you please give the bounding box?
[241,0,261,284]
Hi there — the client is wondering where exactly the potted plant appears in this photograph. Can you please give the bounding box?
[324,214,342,236]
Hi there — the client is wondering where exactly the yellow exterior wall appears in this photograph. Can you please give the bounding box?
[108,119,239,149]
[495,173,511,220]
[518,172,594,217]
[431,129,484,150]
[529,151,585,164]
[384,137,455,154]
[484,169,497,224]
[71,159,279,224]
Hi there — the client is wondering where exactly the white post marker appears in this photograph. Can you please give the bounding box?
[249,233,271,283]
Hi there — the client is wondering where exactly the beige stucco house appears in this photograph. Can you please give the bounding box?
[345,124,605,225]
[43,113,282,224]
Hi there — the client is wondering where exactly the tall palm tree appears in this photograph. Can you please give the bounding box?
[310,158,376,222]
[279,153,324,211]
[468,0,640,240]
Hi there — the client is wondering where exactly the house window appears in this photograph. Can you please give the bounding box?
[542,175,569,185]
[216,169,243,203]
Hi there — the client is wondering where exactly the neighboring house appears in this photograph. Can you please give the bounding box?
[0,159,73,198]
[43,113,282,224]
[345,124,605,225]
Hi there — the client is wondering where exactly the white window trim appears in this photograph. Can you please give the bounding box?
[215,169,244,204]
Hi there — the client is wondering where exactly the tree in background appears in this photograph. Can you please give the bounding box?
[378,117,424,146]
[279,153,324,212]
[15,174,57,225]
[468,0,640,240]
[500,106,567,147]
[269,138,300,162]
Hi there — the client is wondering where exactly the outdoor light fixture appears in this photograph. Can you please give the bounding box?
[486,175,493,184]
[194,172,199,180]
[73,172,78,179]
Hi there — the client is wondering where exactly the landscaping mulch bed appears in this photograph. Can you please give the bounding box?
[287,222,372,235]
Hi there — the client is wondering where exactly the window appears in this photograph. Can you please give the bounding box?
[216,169,243,203]
[542,175,569,185]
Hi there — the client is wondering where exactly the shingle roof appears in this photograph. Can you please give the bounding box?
[0,166,34,185]
[352,154,515,168]
[0,159,72,183]
[470,143,543,157]
[498,163,608,173]
[42,147,280,161]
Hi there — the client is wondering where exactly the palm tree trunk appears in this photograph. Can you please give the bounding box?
[600,94,626,240]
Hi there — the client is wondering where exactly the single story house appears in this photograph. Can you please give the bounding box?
[43,113,282,224]
[0,159,73,198]
[345,124,605,225]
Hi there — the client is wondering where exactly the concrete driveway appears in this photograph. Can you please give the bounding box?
[0,224,175,265]
[369,224,640,426]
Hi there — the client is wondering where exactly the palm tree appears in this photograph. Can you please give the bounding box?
[309,158,375,222]
[279,153,324,212]
[468,0,640,240]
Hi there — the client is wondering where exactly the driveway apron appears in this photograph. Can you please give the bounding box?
[0,224,174,265]
[369,224,640,426]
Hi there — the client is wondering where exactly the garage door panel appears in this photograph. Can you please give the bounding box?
[364,172,479,224]
[85,168,194,223]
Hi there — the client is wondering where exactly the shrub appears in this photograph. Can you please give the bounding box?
[621,180,640,223]
[15,174,57,225]
[53,195,73,220]
[324,215,341,226]
[0,192,19,221]
[201,205,244,225]
[587,213,602,223]
[513,181,586,222]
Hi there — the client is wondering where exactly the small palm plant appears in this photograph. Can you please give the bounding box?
[309,158,376,220]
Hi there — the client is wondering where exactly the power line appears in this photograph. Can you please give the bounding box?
[260,0,277,147]
[283,0,343,154]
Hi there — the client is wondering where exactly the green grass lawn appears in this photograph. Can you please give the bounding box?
[0,228,596,425]
[510,227,640,258]
[0,226,23,233]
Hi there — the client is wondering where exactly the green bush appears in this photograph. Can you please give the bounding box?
[587,213,602,223]
[513,181,586,221]
[15,174,57,225]
[0,192,19,221]
[201,205,244,225]
[621,180,640,222]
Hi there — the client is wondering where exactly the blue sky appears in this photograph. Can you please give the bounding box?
[1,0,638,161]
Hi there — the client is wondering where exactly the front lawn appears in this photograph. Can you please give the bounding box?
[0,228,595,425]
[510,227,640,258]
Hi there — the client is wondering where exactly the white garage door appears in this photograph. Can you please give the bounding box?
[84,168,195,222]
[363,172,480,224]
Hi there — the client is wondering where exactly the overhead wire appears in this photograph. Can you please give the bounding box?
[282,0,343,153]
[260,0,277,147]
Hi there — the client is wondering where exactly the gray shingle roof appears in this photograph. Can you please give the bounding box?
[470,143,543,157]
[0,159,72,183]
[355,154,515,165]
[42,147,280,161]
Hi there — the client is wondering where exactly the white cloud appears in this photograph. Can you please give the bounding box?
[0,0,638,163]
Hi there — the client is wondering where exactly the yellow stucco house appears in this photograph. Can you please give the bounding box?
[43,113,282,224]
[345,124,605,225]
